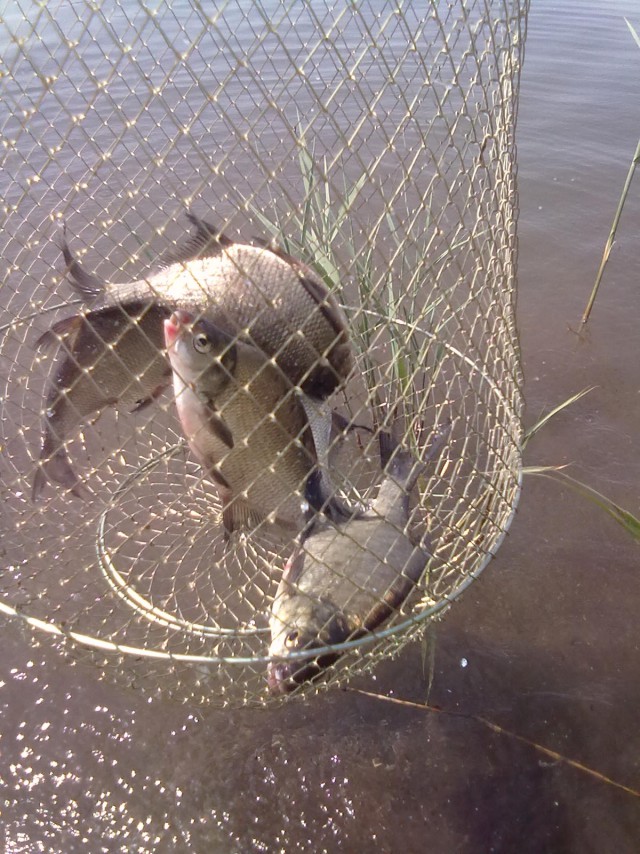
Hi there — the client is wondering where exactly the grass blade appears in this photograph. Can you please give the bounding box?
[523,467,640,542]
[522,386,596,449]
[625,17,640,49]
[581,19,640,325]
[581,137,640,325]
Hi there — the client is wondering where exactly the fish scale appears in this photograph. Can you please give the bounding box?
[98,226,354,394]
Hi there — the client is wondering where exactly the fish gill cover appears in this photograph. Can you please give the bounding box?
[0,0,527,707]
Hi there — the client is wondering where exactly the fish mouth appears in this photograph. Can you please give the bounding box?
[267,607,355,695]
[163,314,181,348]
[164,310,194,348]
[266,648,342,695]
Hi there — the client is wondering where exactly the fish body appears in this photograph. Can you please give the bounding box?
[267,425,450,694]
[164,310,344,536]
[33,214,353,498]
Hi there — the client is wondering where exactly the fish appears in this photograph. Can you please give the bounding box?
[32,214,354,499]
[164,309,352,537]
[267,422,451,694]
[72,213,354,395]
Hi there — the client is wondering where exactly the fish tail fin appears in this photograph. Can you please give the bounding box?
[379,433,424,495]
[303,468,359,527]
[35,315,83,351]
[32,449,89,502]
[378,426,418,486]
[297,398,365,524]
[60,229,104,299]
[379,419,452,494]
[221,496,265,541]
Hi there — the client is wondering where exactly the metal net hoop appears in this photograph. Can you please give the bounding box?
[0,0,527,706]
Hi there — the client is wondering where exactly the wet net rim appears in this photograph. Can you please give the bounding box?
[0,469,522,665]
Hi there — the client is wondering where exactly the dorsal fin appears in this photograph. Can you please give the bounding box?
[159,212,234,267]
[252,236,306,273]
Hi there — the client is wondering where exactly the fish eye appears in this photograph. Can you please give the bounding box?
[285,629,300,647]
[193,333,211,354]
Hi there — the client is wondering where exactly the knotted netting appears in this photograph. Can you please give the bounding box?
[0,0,527,707]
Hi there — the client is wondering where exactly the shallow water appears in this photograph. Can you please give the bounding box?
[1,0,640,851]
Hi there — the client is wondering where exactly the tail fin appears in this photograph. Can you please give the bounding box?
[379,419,452,492]
[60,228,104,299]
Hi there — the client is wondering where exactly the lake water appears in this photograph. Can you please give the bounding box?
[1,0,639,851]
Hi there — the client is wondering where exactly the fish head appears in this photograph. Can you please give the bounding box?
[163,310,237,390]
[267,592,353,695]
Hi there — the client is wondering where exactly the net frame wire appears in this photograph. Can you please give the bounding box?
[0,0,527,706]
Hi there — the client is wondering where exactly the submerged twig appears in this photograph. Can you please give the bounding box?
[347,687,640,799]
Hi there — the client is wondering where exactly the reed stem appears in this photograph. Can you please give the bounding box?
[580,138,640,325]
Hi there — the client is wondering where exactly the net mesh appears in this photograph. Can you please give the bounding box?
[0,0,527,707]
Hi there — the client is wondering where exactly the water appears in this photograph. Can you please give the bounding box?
[2,0,640,851]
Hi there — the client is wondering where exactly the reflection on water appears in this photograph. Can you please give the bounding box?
[1,0,640,850]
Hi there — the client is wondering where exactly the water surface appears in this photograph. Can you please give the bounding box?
[1,0,639,851]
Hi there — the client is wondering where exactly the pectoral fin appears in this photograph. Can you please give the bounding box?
[131,380,170,413]
[36,315,83,351]
[206,409,234,449]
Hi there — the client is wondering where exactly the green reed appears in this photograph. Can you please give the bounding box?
[581,18,640,326]
[524,387,640,543]
[250,128,468,446]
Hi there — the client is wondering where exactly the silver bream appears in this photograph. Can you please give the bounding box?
[164,309,349,537]
[267,423,450,694]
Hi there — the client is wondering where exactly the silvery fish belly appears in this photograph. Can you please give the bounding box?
[32,213,354,498]
[164,310,327,537]
[267,425,450,694]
